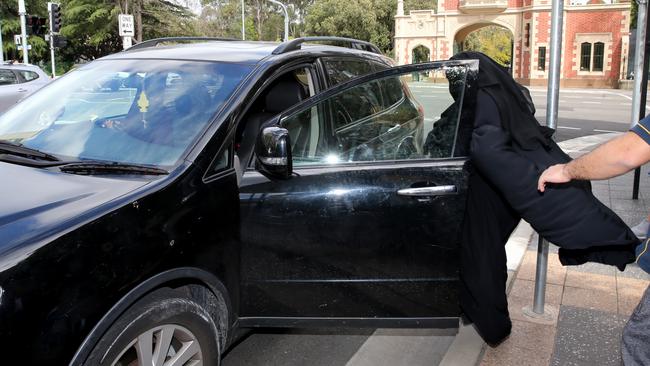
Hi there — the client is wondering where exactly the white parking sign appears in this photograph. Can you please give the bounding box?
[118,14,134,37]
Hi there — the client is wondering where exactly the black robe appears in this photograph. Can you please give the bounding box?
[451,52,638,345]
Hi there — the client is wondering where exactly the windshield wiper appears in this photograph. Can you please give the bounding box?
[0,140,61,162]
[59,161,169,176]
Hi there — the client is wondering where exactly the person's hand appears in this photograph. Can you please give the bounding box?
[538,164,571,192]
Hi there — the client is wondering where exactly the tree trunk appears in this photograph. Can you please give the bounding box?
[135,0,143,42]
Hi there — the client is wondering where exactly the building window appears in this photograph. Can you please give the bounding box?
[579,41,606,72]
[538,47,546,71]
[580,42,592,71]
[593,42,604,72]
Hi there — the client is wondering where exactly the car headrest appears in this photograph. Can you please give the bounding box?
[264,80,307,114]
[175,86,212,116]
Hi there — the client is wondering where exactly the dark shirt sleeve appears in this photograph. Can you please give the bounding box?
[631,115,650,146]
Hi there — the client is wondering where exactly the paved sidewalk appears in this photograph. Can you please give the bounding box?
[477,133,650,366]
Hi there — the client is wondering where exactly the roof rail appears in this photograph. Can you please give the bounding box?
[272,37,382,55]
[126,37,239,51]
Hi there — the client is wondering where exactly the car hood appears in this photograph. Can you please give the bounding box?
[0,162,152,271]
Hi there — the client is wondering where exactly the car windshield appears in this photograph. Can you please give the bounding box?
[0,59,251,167]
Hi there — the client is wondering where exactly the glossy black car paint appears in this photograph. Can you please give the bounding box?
[0,40,477,364]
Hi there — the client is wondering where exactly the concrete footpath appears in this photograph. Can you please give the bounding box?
[442,132,650,366]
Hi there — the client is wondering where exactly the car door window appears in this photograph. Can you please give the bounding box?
[17,70,39,82]
[323,59,375,86]
[280,64,471,166]
[0,70,17,86]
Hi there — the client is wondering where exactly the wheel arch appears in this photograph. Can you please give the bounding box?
[68,267,232,366]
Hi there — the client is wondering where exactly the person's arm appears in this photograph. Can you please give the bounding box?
[538,131,650,192]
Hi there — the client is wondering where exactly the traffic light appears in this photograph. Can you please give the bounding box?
[49,3,62,33]
[26,16,47,35]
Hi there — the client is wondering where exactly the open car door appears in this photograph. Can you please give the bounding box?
[239,60,479,328]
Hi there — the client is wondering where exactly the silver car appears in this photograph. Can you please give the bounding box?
[0,63,50,113]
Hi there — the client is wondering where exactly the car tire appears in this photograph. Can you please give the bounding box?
[84,287,220,366]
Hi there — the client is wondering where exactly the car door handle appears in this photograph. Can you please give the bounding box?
[397,185,457,197]
[17,88,28,92]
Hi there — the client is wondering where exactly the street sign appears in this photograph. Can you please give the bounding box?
[14,35,22,45]
[122,36,132,49]
[118,14,134,37]
[17,45,32,51]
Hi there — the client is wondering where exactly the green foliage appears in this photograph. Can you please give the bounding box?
[412,44,429,62]
[142,0,198,39]
[59,0,122,62]
[462,25,512,66]
[304,0,396,53]
[1,0,405,73]
[404,0,436,12]
[1,0,50,63]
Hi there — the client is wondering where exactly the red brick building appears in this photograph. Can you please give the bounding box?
[394,0,631,88]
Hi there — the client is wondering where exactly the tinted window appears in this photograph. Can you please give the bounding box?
[281,65,469,166]
[18,70,39,82]
[324,59,375,86]
[0,60,252,167]
[0,70,17,85]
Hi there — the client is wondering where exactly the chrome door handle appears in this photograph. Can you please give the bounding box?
[397,185,457,197]
[17,88,27,92]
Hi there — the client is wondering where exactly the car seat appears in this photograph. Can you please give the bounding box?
[237,77,308,168]
[172,85,213,146]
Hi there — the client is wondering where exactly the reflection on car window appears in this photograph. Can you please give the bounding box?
[18,70,39,82]
[324,59,374,86]
[281,65,468,166]
[0,70,17,85]
[0,60,252,167]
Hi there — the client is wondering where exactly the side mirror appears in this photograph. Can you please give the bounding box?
[255,126,292,180]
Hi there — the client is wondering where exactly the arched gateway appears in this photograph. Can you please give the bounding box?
[394,0,631,88]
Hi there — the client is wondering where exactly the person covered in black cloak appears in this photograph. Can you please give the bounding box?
[453,51,639,345]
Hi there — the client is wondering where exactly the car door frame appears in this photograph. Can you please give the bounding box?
[237,59,479,328]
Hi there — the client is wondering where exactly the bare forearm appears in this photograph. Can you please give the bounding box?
[564,132,650,181]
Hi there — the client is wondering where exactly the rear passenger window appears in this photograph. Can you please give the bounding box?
[0,70,17,85]
[323,59,374,86]
[18,70,39,82]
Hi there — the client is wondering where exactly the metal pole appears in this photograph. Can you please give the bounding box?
[241,0,245,40]
[0,19,4,63]
[533,0,564,315]
[18,0,28,64]
[631,0,649,199]
[49,35,55,77]
[48,3,56,78]
[267,0,289,42]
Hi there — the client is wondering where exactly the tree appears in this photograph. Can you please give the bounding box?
[304,0,397,53]
[463,26,512,66]
[404,0,436,12]
[1,0,50,64]
[59,0,198,63]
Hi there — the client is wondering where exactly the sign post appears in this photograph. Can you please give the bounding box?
[522,0,564,322]
[0,19,4,63]
[47,2,59,77]
[118,14,134,50]
[18,0,28,64]
[630,0,649,200]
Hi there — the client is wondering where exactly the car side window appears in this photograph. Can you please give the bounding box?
[0,70,17,86]
[18,70,39,82]
[280,65,469,166]
[323,59,375,86]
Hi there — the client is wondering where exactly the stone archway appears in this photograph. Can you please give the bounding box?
[454,22,515,70]
[412,44,431,63]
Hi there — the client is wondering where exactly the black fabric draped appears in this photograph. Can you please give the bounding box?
[453,52,638,345]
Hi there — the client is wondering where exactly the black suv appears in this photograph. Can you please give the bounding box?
[0,37,477,365]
